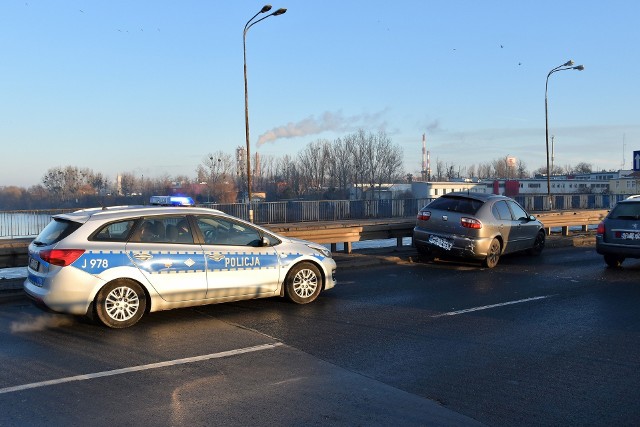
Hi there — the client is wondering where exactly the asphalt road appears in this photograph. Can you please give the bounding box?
[1,246,639,426]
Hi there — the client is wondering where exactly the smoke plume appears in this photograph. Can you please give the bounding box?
[257,109,388,146]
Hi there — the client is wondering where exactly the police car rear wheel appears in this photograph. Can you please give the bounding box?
[285,262,322,304]
[95,279,147,328]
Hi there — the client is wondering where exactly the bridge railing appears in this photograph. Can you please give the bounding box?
[0,194,629,239]
[0,199,434,238]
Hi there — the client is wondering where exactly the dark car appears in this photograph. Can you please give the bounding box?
[413,192,546,268]
[596,195,640,267]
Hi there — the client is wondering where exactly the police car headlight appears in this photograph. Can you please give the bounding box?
[307,244,332,258]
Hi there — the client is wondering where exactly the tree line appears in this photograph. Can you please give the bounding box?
[0,127,598,210]
[0,130,403,209]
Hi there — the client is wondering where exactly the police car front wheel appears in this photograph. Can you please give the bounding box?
[95,279,147,328]
[285,262,322,304]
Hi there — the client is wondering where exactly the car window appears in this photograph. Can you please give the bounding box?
[33,218,81,246]
[507,201,529,221]
[493,201,513,220]
[610,203,640,220]
[426,196,483,215]
[195,216,264,247]
[130,215,194,244]
[92,219,135,242]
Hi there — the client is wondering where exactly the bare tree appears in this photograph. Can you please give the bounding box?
[467,164,476,179]
[373,131,403,195]
[492,158,507,179]
[477,162,494,179]
[330,137,353,197]
[196,151,237,202]
[297,139,331,195]
[516,159,528,178]
[274,155,300,198]
[435,159,444,181]
[574,162,593,174]
[445,163,456,181]
[344,130,369,198]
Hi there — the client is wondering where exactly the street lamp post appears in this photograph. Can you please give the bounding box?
[243,4,287,222]
[545,59,584,210]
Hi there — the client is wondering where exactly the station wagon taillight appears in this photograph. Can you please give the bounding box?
[461,217,482,229]
[417,210,431,221]
[596,222,605,235]
[40,249,85,267]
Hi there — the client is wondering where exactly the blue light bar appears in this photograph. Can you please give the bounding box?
[149,195,195,206]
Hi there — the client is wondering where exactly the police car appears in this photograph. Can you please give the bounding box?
[24,204,337,328]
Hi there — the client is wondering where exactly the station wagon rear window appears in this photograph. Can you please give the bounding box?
[610,202,640,220]
[33,218,82,246]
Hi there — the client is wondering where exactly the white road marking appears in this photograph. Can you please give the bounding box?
[0,342,283,395]
[431,295,553,318]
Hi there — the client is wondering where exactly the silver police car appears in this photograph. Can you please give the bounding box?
[24,205,337,328]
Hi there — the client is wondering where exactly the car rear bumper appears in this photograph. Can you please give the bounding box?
[23,274,95,316]
[413,228,492,260]
[596,237,640,258]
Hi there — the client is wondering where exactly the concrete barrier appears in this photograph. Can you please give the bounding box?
[0,238,31,268]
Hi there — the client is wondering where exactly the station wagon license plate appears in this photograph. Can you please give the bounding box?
[619,231,640,240]
[428,235,453,251]
[29,257,39,271]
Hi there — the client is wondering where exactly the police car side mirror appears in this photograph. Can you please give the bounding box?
[261,236,270,247]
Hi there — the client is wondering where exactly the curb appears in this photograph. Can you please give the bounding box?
[0,234,596,302]
[0,278,25,302]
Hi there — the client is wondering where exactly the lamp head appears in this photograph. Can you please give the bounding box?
[563,60,574,67]
[273,8,287,16]
[260,5,272,13]
[574,65,585,71]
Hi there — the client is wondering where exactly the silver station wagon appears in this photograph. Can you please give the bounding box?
[413,192,546,268]
[24,205,337,328]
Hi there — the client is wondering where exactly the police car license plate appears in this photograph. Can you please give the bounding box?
[29,257,39,271]
[428,235,453,251]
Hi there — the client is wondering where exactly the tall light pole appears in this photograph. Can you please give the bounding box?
[551,135,555,175]
[545,59,584,210]
[243,4,287,221]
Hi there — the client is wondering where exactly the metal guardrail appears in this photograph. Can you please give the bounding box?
[0,199,433,239]
[0,209,76,239]
[0,194,628,239]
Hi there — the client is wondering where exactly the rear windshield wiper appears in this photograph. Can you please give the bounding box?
[32,240,47,246]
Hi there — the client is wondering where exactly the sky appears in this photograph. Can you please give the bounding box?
[2,0,639,188]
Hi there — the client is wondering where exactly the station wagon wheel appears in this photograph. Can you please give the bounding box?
[604,255,624,268]
[528,231,546,256]
[285,262,322,304]
[483,238,501,268]
[95,279,147,328]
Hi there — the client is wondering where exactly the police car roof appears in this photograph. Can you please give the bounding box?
[54,205,226,223]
